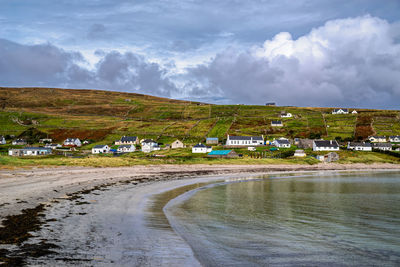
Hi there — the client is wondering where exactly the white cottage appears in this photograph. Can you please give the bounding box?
[313,140,340,151]
[92,145,110,154]
[372,143,392,151]
[389,136,400,143]
[347,142,372,151]
[226,135,264,146]
[117,144,136,153]
[0,136,6,145]
[294,150,306,157]
[352,110,358,114]
[9,147,52,156]
[192,143,212,153]
[64,138,82,147]
[272,139,291,148]
[368,136,386,143]
[280,112,293,118]
[271,120,283,127]
[332,109,349,114]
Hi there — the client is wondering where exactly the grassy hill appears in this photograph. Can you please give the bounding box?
[1,87,400,148]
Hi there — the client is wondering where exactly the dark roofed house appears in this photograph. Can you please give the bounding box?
[313,140,339,151]
[115,136,139,145]
[226,135,264,146]
[12,139,27,146]
[347,142,372,151]
[272,139,291,148]
[373,142,392,151]
[271,120,283,127]
[389,136,400,143]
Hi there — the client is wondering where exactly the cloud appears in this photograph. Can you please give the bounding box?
[0,39,178,97]
[87,23,107,40]
[184,16,400,108]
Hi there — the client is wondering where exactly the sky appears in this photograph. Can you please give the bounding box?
[1,0,400,108]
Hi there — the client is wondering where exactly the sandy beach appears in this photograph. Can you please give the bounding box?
[1,163,400,265]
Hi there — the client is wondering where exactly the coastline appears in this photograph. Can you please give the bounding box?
[1,164,400,265]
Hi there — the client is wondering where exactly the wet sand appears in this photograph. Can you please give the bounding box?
[1,164,400,265]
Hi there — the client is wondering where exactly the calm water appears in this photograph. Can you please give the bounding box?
[165,171,400,266]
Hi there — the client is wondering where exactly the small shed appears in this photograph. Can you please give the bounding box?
[207,150,239,158]
[206,137,219,145]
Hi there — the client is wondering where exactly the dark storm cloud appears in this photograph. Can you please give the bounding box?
[0,39,178,97]
[184,16,400,109]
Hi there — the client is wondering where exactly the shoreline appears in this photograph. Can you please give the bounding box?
[1,164,400,265]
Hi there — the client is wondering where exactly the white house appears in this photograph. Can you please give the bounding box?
[272,139,291,148]
[280,112,293,118]
[39,138,52,143]
[45,143,62,149]
[389,136,400,143]
[271,120,283,127]
[192,143,212,153]
[117,144,136,153]
[64,138,82,147]
[313,140,340,151]
[352,110,358,114]
[294,150,306,157]
[347,142,372,151]
[115,136,139,145]
[332,108,349,114]
[92,145,110,154]
[141,140,160,153]
[9,147,52,156]
[368,136,386,143]
[0,136,5,145]
[171,139,185,149]
[226,135,264,146]
[372,143,392,151]
[12,139,27,146]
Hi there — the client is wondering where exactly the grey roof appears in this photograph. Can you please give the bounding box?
[118,144,134,148]
[206,137,218,140]
[93,145,108,149]
[142,139,156,143]
[271,120,282,124]
[333,108,348,112]
[370,136,386,138]
[23,147,52,151]
[194,143,207,148]
[65,138,79,142]
[275,139,290,145]
[373,143,392,148]
[228,136,263,141]
[389,136,400,138]
[348,142,372,147]
[120,136,137,142]
[314,140,339,148]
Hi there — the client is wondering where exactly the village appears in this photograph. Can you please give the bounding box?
[1,108,400,164]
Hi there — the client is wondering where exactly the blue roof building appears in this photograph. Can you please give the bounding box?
[207,150,238,158]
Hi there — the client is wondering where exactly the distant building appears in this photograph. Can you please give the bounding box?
[45,143,62,149]
[117,144,136,153]
[347,142,372,151]
[280,111,293,118]
[64,138,82,147]
[332,108,349,114]
[294,150,306,157]
[271,120,283,127]
[192,143,212,153]
[265,102,276,106]
[226,135,264,146]
[313,140,340,151]
[389,136,400,143]
[12,139,27,146]
[316,152,339,162]
[141,139,158,147]
[368,136,386,143]
[9,147,52,157]
[206,137,219,145]
[372,143,392,151]
[141,140,160,153]
[39,138,52,143]
[207,150,238,158]
[115,136,139,145]
[272,139,291,148]
[298,139,314,149]
[171,139,185,149]
[352,110,358,114]
[92,145,110,154]
[0,136,6,145]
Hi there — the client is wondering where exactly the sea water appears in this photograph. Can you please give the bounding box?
[165,171,400,266]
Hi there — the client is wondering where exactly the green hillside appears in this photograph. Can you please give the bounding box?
[0,87,399,147]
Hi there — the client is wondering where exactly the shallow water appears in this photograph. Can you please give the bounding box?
[165,171,400,266]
